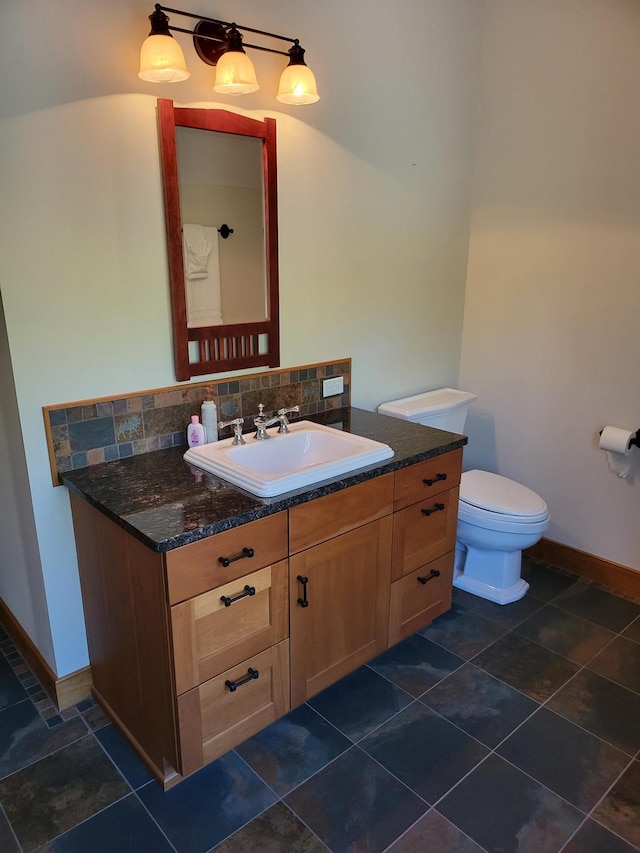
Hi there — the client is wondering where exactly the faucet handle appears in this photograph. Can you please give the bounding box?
[276,405,300,433]
[218,417,244,429]
[218,417,246,445]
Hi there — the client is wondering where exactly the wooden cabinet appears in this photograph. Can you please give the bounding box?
[71,449,462,788]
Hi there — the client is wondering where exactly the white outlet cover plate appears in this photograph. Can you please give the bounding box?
[323,376,344,397]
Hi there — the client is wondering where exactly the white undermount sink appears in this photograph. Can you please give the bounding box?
[183,420,394,497]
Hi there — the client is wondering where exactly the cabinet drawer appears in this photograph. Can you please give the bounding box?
[392,486,459,581]
[389,553,454,646]
[176,640,290,777]
[165,512,288,604]
[394,449,462,511]
[289,474,394,554]
[171,560,289,694]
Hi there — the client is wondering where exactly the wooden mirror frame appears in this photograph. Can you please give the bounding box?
[158,99,280,381]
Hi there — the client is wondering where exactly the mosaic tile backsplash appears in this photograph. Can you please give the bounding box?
[45,360,351,484]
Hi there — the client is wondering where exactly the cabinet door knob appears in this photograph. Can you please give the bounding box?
[296,575,309,608]
[417,569,441,584]
[421,502,445,517]
[225,668,259,692]
[218,547,255,568]
[423,473,447,487]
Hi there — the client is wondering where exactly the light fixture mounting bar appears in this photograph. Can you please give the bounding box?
[157,4,297,45]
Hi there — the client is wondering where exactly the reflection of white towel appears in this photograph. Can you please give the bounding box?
[183,224,212,280]
[183,224,223,327]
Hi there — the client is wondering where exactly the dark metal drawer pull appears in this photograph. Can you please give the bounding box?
[417,570,441,585]
[225,668,259,692]
[421,502,445,517]
[218,547,255,568]
[297,575,309,608]
[423,473,447,487]
[220,585,256,607]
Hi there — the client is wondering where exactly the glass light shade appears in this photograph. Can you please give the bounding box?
[213,51,260,95]
[276,64,319,105]
[138,34,190,83]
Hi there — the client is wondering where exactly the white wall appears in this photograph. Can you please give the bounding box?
[460,0,640,570]
[0,296,55,665]
[0,0,484,676]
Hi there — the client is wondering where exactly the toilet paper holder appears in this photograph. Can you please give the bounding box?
[599,428,640,449]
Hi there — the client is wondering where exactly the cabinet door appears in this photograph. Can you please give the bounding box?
[392,486,459,581]
[289,516,392,707]
[389,552,454,646]
[171,560,289,695]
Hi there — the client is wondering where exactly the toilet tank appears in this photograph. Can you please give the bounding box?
[378,388,477,433]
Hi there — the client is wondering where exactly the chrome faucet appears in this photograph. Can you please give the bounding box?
[276,405,300,433]
[253,404,279,440]
[218,417,246,445]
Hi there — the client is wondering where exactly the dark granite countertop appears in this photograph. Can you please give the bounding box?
[62,407,466,552]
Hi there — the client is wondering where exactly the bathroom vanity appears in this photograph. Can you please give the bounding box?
[63,408,465,788]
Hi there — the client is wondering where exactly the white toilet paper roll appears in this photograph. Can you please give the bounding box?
[599,426,634,456]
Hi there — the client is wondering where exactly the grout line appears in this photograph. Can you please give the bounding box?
[0,623,60,726]
[381,808,492,853]
[204,773,280,852]
[130,788,180,853]
[428,663,541,753]
[0,803,22,853]
[0,723,93,785]
[39,791,152,852]
[348,738,433,808]
[557,815,592,852]
[581,752,639,845]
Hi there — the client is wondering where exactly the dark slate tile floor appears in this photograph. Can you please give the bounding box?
[1,557,639,852]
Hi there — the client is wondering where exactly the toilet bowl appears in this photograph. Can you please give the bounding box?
[454,469,549,604]
[377,389,550,604]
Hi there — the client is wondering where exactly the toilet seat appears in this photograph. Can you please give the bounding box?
[459,470,549,527]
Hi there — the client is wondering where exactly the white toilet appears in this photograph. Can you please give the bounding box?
[378,388,550,605]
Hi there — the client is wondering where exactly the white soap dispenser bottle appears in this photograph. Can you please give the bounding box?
[201,387,218,443]
[187,415,206,447]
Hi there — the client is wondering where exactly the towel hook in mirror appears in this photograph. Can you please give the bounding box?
[218,224,234,239]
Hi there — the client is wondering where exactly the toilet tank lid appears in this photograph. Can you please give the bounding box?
[378,388,478,422]
[461,470,548,518]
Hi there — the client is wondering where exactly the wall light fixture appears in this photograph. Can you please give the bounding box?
[139,4,320,105]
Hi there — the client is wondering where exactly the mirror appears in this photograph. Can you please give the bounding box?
[157,99,280,381]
